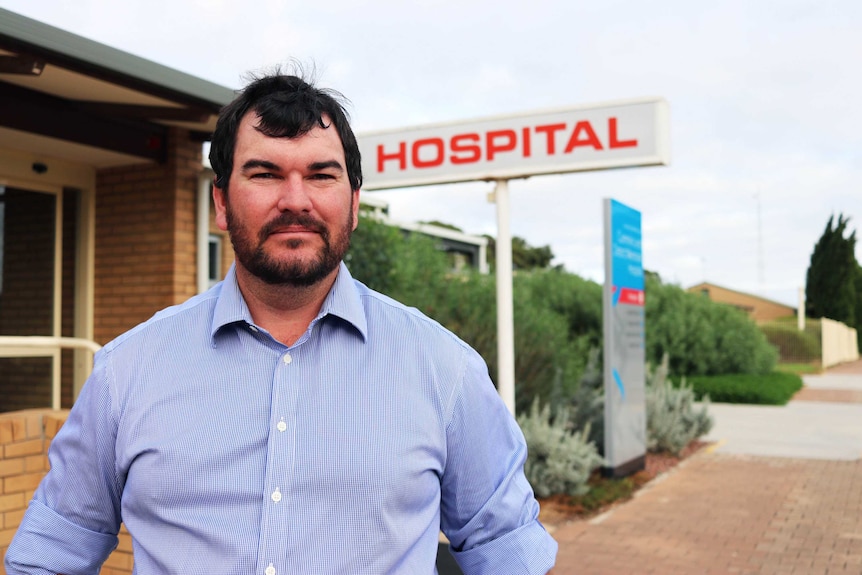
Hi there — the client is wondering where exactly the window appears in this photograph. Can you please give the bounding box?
[208,234,222,287]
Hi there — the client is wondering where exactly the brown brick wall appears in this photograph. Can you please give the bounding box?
[0,410,133,575]
[687,283,796,324]
[94,128,202,344]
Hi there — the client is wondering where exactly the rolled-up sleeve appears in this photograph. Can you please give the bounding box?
[5,351,122,574]
[440,348,557,574]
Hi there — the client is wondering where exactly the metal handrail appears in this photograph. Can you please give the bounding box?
[0,335,102,354]
[0,336,101,409]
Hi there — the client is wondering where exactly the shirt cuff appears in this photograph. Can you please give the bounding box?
[5,499,119,575]
[449,520,558,575]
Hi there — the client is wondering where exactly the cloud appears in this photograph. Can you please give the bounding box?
[4,0,861,308]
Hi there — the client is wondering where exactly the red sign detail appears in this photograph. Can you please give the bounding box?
[618,288,645,306]
[375,117,640,173]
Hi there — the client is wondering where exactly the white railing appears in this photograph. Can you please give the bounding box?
[0,336,101,409]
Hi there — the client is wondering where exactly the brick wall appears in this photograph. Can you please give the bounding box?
[0,410,133,574]
[687,282,796,323]
[93,128,202,344]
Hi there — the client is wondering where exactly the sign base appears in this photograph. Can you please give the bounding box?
[601,454,646,479]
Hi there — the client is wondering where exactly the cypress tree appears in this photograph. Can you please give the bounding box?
[805,214,857,327]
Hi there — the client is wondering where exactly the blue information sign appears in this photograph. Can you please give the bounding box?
[603,199,646,477]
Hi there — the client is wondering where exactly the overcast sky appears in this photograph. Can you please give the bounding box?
[3,0,861,307]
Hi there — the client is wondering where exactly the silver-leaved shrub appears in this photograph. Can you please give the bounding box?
[517,399,604,498]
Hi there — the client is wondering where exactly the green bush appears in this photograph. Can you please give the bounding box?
[646,356,713,455]
[684,371,803,405]
[517,399,604,498]
[515,270,603,351]
[431,273,584,413]
[645,278,779,376]
[759,319,821,363]
[347,215,451,306]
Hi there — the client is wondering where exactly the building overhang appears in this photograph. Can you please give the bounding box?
[0,8,235,168]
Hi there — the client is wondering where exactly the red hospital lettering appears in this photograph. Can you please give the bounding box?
[450,133,481,164]
[564,121,603,153]
[486,130,517,161]
[534,123,566,155]
[522,127,531,158]
[412,138,445,168]
[608,117,638,148]
[377,142,407,173]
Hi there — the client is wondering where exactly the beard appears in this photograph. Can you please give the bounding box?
[226,207,353,287]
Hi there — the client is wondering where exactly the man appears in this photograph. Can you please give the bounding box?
[6,73,557,574]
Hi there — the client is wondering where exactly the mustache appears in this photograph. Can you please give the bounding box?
[258,213,328,241]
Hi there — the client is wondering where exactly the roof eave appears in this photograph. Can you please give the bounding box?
[0,7,235,112]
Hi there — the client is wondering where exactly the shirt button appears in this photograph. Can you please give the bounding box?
[271,488,282,503]
[265,563,276,575]
[277,421,287,432]
[248,324,259,332]
[282,353,292,364]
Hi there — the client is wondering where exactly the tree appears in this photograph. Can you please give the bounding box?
[484,235,556,271]
[805,214,858,328]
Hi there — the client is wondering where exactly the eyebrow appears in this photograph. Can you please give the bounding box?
[308,160,344,172]
[240,159,344,173]
[241,159,280,172]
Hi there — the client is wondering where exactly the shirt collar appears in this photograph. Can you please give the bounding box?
[211,262,368,344]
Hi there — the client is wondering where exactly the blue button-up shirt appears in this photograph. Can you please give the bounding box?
[7,263,557,574]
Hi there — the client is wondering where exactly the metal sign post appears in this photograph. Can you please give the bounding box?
[492,179,515,413]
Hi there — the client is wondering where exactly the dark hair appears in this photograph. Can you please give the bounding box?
[209,73,362,192]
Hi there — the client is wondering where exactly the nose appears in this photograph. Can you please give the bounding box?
[275,173,313,213]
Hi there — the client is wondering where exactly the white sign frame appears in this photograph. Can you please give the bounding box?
[358,98,670,191]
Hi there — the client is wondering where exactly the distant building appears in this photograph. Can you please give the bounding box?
[687,282,796,323]
[359,195,489,275]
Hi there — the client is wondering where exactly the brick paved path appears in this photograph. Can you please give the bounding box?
[551,358,862,574]
[552,452,862,574]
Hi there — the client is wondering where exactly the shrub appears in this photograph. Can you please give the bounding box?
[566,348,605,452]
[346,215,451,305]
[515,270,604,350]
[428,272,586,413]
[517,399,604,498]
[646,355,713,455]
[684,372,803,405]
[645,278,779,376]
[759,319,821,363]
[567,351,713,457]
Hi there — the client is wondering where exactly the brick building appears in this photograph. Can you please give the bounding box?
[687,282,796,323]
[0,8,235,413]
[0,8,236,570]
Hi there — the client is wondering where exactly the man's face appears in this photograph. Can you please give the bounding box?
[213,112,359,287]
